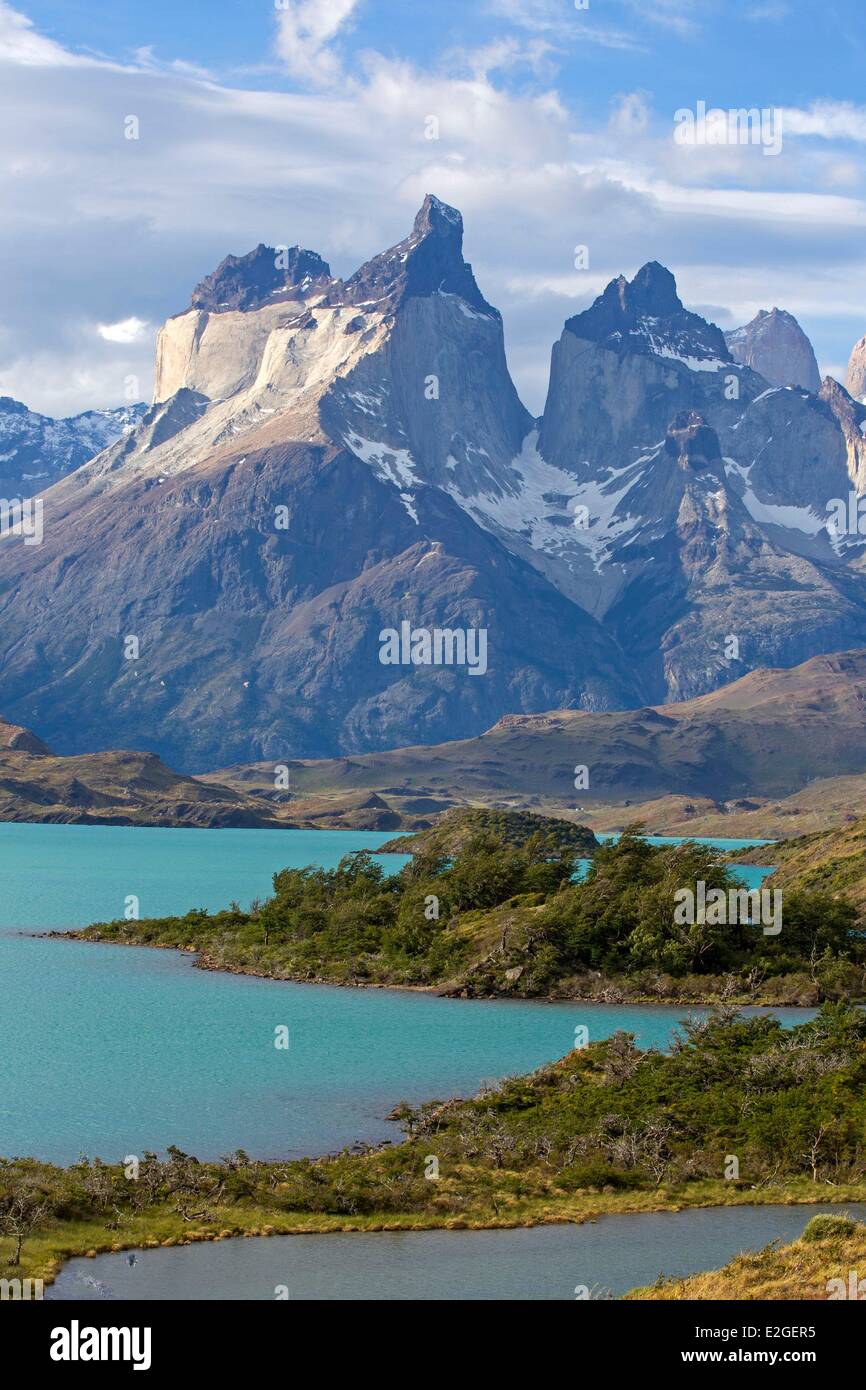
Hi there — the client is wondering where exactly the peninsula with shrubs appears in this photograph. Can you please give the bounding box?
[67,812,865,1006]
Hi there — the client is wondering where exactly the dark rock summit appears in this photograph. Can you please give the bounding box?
[564,260,730,364]
[337,194,498,318]
[190,243,332,313]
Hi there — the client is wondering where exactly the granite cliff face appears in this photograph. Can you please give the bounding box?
[725,308,821,393]
[820,376,866,495]
[1,201,865,767]
[846,334,866,404]
[0,197,633,768]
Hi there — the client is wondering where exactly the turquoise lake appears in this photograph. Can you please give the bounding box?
[0,822,769,932]
[0,823,782,1165]
[0,823,412,931]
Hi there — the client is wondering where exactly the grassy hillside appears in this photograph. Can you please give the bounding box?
[11,650,866,834]
[5,1008,866,1289]
[630,1212,866,1300]
[580,775,866,841]
[767,816,866,919]
[0,717,426,830]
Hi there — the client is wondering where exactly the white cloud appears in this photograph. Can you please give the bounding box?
[0,4,864,418]
[447,36,558,82]
[781,101,866,143]
[485,0,573,31]
[274,0,361,87]
[97,317,150,344]
[486,0,641,48]
[0,1,90,67]
[623,0,702,37]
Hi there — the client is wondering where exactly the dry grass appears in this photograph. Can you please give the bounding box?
[629,1216,866,1300]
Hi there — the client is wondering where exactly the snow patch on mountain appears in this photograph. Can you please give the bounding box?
[650,343,729,372]
[445,431,643,574]
[0,398,146,497]
[724,457,827,535]
[345,432,420,492]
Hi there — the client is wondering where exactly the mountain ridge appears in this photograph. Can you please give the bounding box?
[2,196,866,766]
[7,650,866,832]
[0,397,145,499]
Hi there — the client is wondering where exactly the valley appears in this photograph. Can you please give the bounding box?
[9,649,866,837]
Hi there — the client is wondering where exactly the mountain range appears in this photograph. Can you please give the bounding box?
[1,195,866,770]
[0,397,145,499]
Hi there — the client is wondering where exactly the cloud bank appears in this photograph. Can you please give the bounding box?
[0,1,864,417]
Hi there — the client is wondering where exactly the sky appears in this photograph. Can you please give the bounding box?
[1,0,865,417]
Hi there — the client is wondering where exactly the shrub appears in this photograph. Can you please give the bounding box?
[801,1213,862,1243]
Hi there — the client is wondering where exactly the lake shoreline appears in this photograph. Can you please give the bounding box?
[49,929,858,1009]
[21,1178,866,1294]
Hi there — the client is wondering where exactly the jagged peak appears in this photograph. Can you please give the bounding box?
[627,261,682,315]
[564,260,730,367]
[338,193,498,319]
[0,395,32,416]
[846,332,866,402]
[176,197,496,326]
[412,193,464,238]
[189,243,332,314]
[821,374,854,402]
[820,374,866,431]
[591,261,683,323]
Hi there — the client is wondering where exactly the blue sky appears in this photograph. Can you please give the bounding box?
[1,0,865,414]
[18,0,866,107]
[19,1,866,107]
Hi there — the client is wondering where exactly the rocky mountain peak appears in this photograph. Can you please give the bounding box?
[725,307,821,392]
[846,334,866,403]
[338,194,497,318]
[820,374,863,418]
[11,197,866,772]
[0,396,146,499]
[411,192,464,239]
[189,243,332,314]
[564,261,730,366]
[625,260,682,316]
